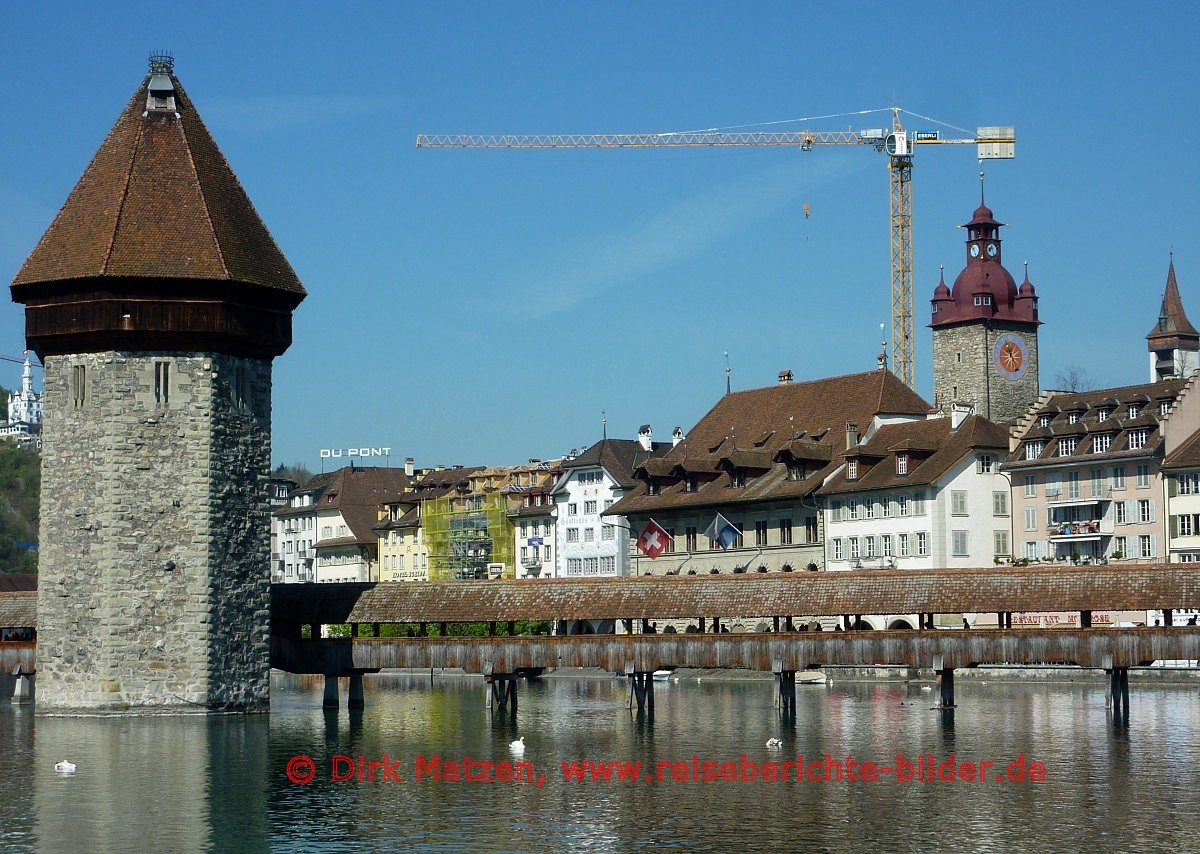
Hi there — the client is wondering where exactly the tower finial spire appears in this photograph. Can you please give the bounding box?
[979,170,986,205]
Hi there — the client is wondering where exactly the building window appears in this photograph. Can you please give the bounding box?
[1039,415,1051,428]
[1066,471,1080,500]
[1059,438,1078,457]
[1179,515,1194,537]
[882,498,893,517]
[1140,534,1154,559]
[951,490,968,515]
[1025,507,1037,531]
[1161,401,1172,416]
[896,454,908,475]
[1138,499,1154,523]
[584,500,598,514]
[600,556,615,573]
[952,530,968,556]
[898,495,909,516]
[584,528,595,542]
[912,493,926,516]
[849,500,860,520]
[1115,501,1128,525]
[663,528,675,554]
[882,534,893,557]
[1129,429,1149,451]
[1128,404,1141,419]
[1090,468,1105,497]
[916,532,929,556]
[832,539,843,561]
[72,364,87,407]
[731,471,745,488]
[601,525,615,540]
[779,519,793,545]
[847,460,858,480]
[1136,464,1151,488]
[685,526,698,552]
[864,500,876,519]
[849,537,860,560]
[830,500,844,522]
[1098,408,1109,422]
[994,530,1010,556]
[993,491,1008,516]
[1025,441,1044,460]
[865,536,876,558]
[567,503,577,516]
[154,361,170,405]
[976,454,996,474]
[567,558,581,575]
[1094,434,1112,453]
[1068,412,1078,424]
[755,520,768,546]
[1111,467,1127,490]
[805,517,819,544]
[1024,475,1037,497]
[1045,473,1062,497]
[898,533,910,557]
[566,528,579,543]
[684,476,696,493]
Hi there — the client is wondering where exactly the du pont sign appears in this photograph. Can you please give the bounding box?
[320,447,392,460]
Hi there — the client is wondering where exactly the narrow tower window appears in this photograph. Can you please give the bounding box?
[154,361,170,405]
[71,364,87,407]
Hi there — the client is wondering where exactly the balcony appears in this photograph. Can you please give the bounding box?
[1047,520,1109,541]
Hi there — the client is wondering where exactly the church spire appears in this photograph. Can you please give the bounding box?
[1147,257,1199,381]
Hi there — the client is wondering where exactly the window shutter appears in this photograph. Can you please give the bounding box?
[1169,476,1179,498]
[1171,515,1179,538]
[1150,500,1157,523]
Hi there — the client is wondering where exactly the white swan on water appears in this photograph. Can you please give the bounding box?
[765,738,783,749]
[509,736,525,753]
[54,761,76,773]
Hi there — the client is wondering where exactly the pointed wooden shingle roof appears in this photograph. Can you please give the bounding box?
[1147,259,1198,345]
[13,56,303,294]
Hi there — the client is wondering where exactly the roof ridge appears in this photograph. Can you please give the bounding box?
[178,88,232,280]
[99,95,143,276]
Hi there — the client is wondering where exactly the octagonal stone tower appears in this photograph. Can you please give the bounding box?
[10,55,305,713]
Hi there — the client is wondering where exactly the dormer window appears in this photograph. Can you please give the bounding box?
[646,481,659,496]
[731,471,745,488]
[1128,404,1141,419]
[1039,415,1051,428]
[847,460,858,480]
[685,476,696,493]
[1128,429,1149,450]
[896,454,908,476]
[973,295,993,306]
[1098,408,1109,422]
[788,463,803,481]
[1025,440,1044,460]
[1161,401,1172,416]
[1068,413,1078,424]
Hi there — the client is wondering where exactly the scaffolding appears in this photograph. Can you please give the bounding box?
[423,493,515,580]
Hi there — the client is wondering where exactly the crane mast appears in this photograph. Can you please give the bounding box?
[418,108,1014,389]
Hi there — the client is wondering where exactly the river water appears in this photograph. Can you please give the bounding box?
[2,670,1198,852]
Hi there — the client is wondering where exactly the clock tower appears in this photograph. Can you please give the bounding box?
[930,189,1040,423]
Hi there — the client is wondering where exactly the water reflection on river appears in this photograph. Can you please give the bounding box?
[2,670,1199,851]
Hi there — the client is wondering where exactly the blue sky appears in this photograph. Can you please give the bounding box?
[2,2,1197,471]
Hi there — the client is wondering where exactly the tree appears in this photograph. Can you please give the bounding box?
[274,462,314,487]
[1054,364,1094,393]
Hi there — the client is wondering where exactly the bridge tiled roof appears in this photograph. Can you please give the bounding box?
[0,592,37,627]
[271,564,1200,624]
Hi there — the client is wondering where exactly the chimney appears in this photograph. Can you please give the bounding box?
[637,424,653,451]
[778,369,793,385]
[404,457,414,477]
[845,421,859,450]
[672,426,685,446]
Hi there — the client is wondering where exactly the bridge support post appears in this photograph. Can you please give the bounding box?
[13,674,32,705]
[774,670,796,713]
[348,673,365,710]
[323,675,339,710]
[936,668,955,708]
[487,675,518,713]
[628,672,654,715]
[1109,668,1129,719]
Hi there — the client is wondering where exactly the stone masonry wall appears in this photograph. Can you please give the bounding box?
[36,352,272,713]
[933,322,1039,424]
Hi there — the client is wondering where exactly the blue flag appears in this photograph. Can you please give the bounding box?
[703,513,740,550]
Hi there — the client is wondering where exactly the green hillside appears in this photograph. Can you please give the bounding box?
[0,385,40,573]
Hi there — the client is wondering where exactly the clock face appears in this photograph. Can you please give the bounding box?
[970,243,981,258]
[986,242,999,259]
[994,333,1028,381]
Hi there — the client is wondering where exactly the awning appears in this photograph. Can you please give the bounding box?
[1048,498,1104,509]
[1049,534,1102,542]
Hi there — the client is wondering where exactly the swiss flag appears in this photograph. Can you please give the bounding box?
[636,520,670,559]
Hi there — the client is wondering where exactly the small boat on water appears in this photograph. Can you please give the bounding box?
[797,670,825,684]
[652,669,673,682]
[54,761,76,774]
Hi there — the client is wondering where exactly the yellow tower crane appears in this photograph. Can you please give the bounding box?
[418,108,1014,389]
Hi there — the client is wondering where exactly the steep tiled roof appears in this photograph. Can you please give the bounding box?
[610,370,929,515]
[12,58,303,296]
[1147,260,1199,343]
[313,467,414,544]
[819,415,1009,496]
[1163,427,1200,469]
[1005,378,1189,467]
[560,439,672,490]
